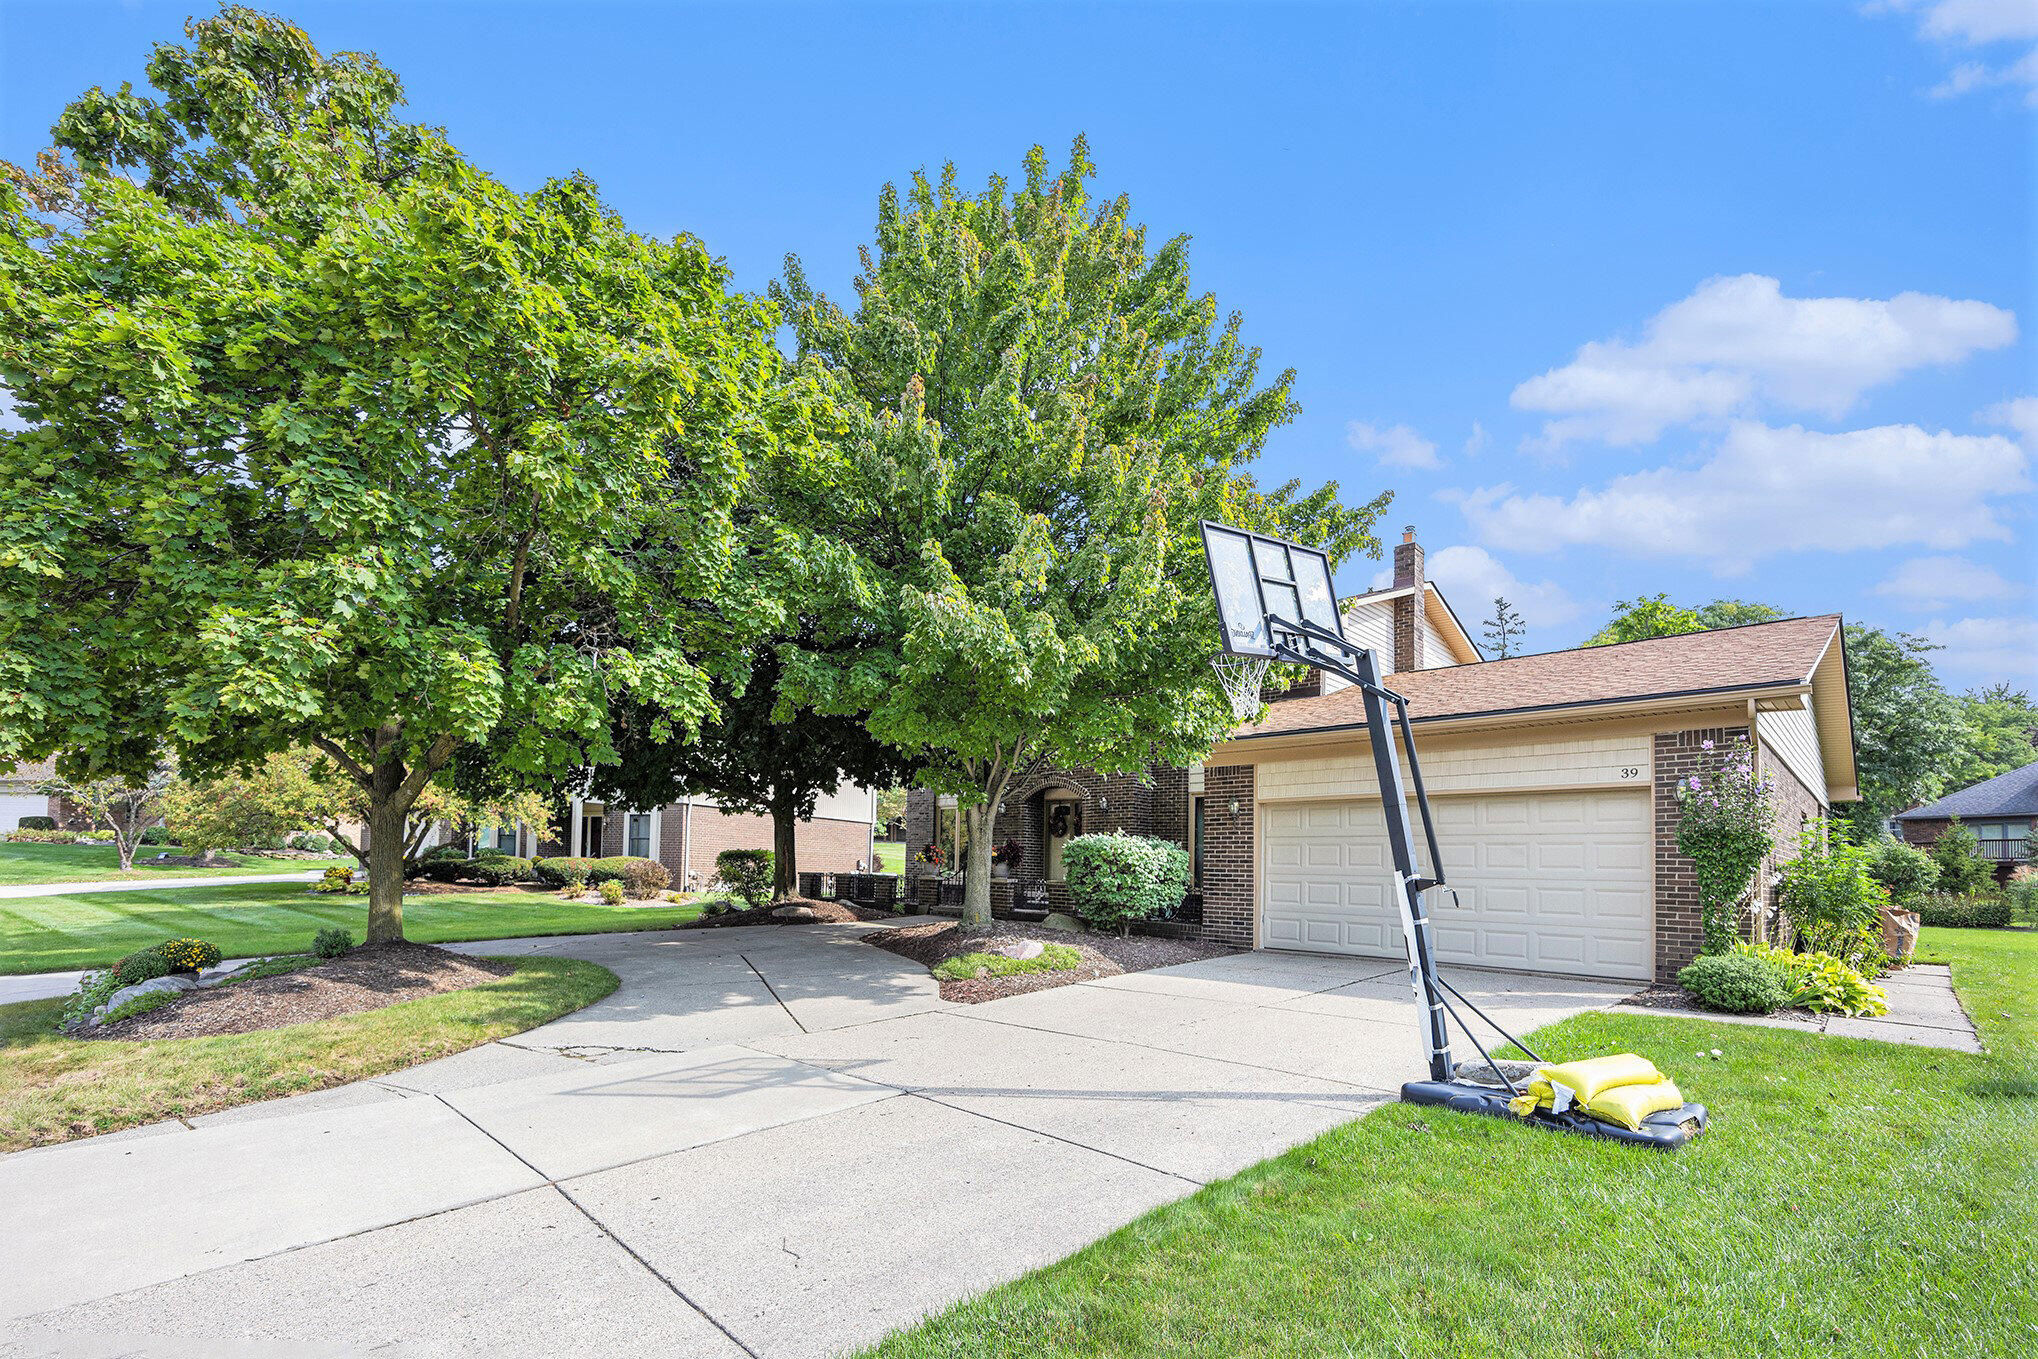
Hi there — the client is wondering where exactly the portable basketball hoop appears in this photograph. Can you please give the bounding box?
[1198,519,1708,1151]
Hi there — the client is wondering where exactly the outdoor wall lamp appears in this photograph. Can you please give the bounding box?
[1097,796,1108,812]
[1229,799,1241,817]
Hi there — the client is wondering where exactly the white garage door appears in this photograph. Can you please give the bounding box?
[0,792,50,831]
[1261,791,1654,981]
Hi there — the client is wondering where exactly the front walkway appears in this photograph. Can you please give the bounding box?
[1611,962,1981,1052]
[0,921,1631,1358]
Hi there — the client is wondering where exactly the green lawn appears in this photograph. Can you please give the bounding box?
[873,840,907,874]
[0,882,705,974]
[0,839,354,886]
[866,927,2037,1359]
[0,956,616,1150]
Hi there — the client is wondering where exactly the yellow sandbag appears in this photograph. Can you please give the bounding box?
[1504,1053,1664,1118]
[1582,1079,1685,1131]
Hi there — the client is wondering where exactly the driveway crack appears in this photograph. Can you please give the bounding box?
[742,954,809,1034]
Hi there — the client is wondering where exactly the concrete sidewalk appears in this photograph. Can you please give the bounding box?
[0,870,322,899]
[0,923,1631,1358]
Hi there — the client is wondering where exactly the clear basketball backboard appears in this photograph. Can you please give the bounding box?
[1199,520,1343,657]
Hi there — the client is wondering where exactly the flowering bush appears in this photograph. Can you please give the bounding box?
[312,865,355,893]
[1674,737,1774,955]
[154,938,222,973]
[913,842,946,871]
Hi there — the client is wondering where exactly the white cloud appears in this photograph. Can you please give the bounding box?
[1511,274,2017,449]
[1874,554,2021,607]
[1462,421,1490,456]
[1370,544,1581,630]
[1877,0,2038,104]
[1464,419,2030,569]
[1921,614,2038,687]
[1346,420,1440,470]
[1982,394,2038,444]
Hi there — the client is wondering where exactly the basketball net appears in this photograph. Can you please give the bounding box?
[1210,654,1272,724]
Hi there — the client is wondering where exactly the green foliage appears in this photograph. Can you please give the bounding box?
[1735,942,1888,1016]
[103,988,181,1026]
[532,856,596,887]
[139,827,170,846]
[1945,684,2038,790]
[2007,878,2038,926]
[1838,625,1967,835]
[289,832,332,852]
[1672,737,1775,953]
[931,942,1083,981]
[154,938,222,973]
[421,844,467,864]
[1929,818,1997,895]
[5,829,81,844]
[714,849,773,908]
[0,8,777,944]
[1677,952,1790,1014]
[312,865,355,894]
[1777,825,1889,960]
[16,816,55,832]
[1695,599,1789,629]
[1915,892,2012,929]
[620,858,670,897]
[1865,836,1939,907]
[1063,834,1192,936]
[60,970,119,1031]
[1480,596,1525,659]
[110,949,173,987]
[466,855,532,887]
[311,927,353,959]
[598,878,626,906]
[1585,595,1706,646]
[768,138,1384,927]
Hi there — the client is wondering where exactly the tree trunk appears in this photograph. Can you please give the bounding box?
[961,801,993,931]
[771,801,797,901]
[364,758,411,944]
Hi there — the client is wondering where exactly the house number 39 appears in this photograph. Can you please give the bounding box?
[1618,767,1641,779]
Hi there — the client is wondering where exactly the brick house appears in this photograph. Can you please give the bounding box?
[478,784,878,891]
[1893,757,2038,881]
[904,529,1858,982]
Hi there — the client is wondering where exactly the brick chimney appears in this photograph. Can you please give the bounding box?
[1391,525,1424,673]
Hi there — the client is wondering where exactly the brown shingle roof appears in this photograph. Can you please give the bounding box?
[1234,615,1842,739]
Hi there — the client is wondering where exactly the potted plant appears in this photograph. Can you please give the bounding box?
[991,838,1024,880]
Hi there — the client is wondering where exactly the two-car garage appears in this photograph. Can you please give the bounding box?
[1259,787,1656,982]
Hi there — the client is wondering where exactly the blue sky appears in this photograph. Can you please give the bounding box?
[3,0,2032,686]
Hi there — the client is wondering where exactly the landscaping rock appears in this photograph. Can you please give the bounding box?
[1039,913,1085,934]
[771,904,820,922]
[94,974,199,1022]
[992,940,1045,961]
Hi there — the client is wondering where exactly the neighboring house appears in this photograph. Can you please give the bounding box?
[904,528,1859,983]
[0,757,58,830]
[476,785,879,889]
[1894,758,2038,880]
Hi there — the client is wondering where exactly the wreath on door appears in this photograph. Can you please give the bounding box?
[1048,802,1079,838]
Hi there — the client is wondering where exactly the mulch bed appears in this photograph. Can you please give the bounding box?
[867,920,1236,1004]
[684,897,897,929]
[90,944,516,1041]
[1619,982,1822,1025]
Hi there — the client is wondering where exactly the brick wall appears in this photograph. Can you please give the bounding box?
[1652,725,1751,980]
[1758,737,1825,944]
[1151,765,1190,851]
[903,788,937,881]
[1896,817,1950,850]
[1199,764,1255,948]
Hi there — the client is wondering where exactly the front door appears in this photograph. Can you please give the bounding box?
[1043,796,1082,882]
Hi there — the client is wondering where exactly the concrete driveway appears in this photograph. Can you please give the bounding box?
[0,920,1629,1358]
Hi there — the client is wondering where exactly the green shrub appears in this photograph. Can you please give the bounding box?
[1735,942,1887,1016]
[1865,837,1938,906]
[421,843,467,863]
[714,849,773,908]
[931,942,1083,981]
[312,865,354,894]
[17,815,56,831]
[311,927,353,959]
[1929,818,1997,895]
[1915,891,2012,929]
[80,829,116,842]
[110,948,173,987]
[155,938,222,973]
[1678,952,1791,1014]
[6,828,80,843]
[417,858,473,883]
[2009,878,2038,927]
[289,832,333,852]
[104,988,181,1025]
[533,856,596,887]
[1778,825,1888,957]
[598,878,626,906]
[467,855,532,887]
[1063,834,1191,936]
[139,826,169,845]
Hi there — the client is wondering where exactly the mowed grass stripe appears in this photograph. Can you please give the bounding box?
[1,882,704,974]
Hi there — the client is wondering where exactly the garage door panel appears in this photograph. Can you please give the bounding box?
[1260,791,1652,982]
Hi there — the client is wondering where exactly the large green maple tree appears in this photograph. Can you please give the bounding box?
[770,139,1384,927]
[0,8,777,939]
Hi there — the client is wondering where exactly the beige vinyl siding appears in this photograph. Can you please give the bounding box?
[1332,599,1396,686]
[1759,703,1827,806]
[1257,730,1653,802]
[1418,611,1456,669]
